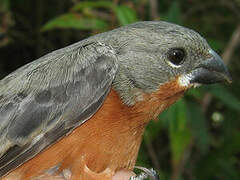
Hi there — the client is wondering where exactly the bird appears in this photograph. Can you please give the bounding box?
[0,21,231,180]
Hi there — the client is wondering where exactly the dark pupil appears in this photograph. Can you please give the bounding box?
[168,48,185,65]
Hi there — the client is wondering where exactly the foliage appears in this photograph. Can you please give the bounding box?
[42,1,138,31]
[0,0,240,179]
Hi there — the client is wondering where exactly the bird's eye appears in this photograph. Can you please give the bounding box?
[167,48,185,66]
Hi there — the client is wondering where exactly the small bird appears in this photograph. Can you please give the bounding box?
[0,21,231,180]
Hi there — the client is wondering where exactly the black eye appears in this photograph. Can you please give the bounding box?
[167,48,185,66]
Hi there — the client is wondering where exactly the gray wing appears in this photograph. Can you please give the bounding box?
[0,41,118,177]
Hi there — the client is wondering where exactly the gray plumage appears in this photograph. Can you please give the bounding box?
[0,41,117,176]
[0,21,223,177]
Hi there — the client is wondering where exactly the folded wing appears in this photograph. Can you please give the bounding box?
[0,41,118,177]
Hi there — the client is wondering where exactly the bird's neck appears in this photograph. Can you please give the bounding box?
[75,89,148,174]
[79,79,186,175]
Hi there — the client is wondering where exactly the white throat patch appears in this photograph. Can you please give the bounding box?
[178,73,201,88]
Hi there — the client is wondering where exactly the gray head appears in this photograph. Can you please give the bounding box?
[93,21,231,105]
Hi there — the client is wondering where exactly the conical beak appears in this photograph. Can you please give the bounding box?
[190,49,232,84]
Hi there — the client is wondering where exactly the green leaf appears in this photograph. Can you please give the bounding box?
[187,101,210,153]
[41,13,108,31]
[168,99,192,166]
[207,39,224,52]
[113,5,138,26]
[0,0,10,10]
[165,0,181,24]
[223,131,240,155]
[72,1,113,11]
[145,120,163,140]
[186,88,203,99]
[204,85,240,111]
[196,154,240,180]
[67,2,138,26]
[217,159,240,180]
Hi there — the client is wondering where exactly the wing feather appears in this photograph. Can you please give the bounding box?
[0,41,118,177]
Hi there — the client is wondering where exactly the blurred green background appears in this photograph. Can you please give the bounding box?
[0,0,239,179]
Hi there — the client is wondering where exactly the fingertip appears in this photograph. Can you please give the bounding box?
[112,170,136,180]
